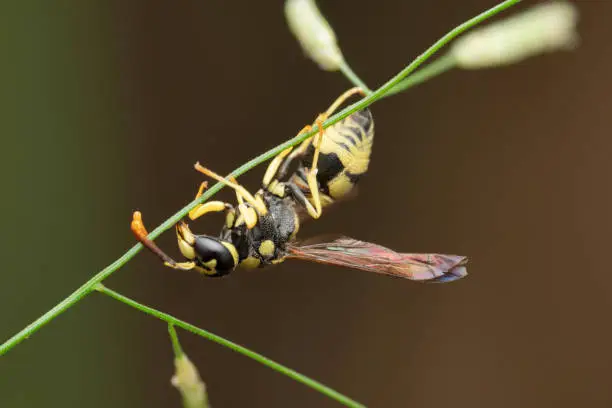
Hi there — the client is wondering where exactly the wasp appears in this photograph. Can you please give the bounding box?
[131,87,467,282]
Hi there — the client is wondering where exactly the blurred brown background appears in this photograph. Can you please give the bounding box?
[2,1,612,407]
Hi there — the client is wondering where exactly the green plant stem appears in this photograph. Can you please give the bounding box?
[168,324,184,358]
[0,0,520,358]
[339,60,372,95]
[96,284,365,408]
[385,54,457,98]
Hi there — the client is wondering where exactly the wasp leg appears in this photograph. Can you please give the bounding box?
[302,117,327,219]
[227,176,258,229]
[300,88,367,219]
[324,87,366,116]
[263,146,294,187]
[194,180,208,199]
[193,163,268,215]
[262,124,315,186]
[188,181,234,221]
[228,176,246,205]
[274,89,364,183]
[279,125,326,220]
[131,211,197,271]
[285,181,320,219]
[189,201,232,221]
[276,134,314,181]
[235,203,258,228]
[165,261,198,270]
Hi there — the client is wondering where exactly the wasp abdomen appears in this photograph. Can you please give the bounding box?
[292,108,374,202]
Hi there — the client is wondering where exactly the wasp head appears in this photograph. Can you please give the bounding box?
[176,222,239,277]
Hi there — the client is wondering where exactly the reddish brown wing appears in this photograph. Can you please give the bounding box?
[287,237,468,283]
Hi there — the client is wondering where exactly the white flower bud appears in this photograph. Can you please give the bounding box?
[171,354,209,408]
[284,0,345,71]
[451,2,579,69]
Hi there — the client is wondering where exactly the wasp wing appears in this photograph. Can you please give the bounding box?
[287,237,467,283]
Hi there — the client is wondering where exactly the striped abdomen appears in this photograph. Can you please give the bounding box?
[291,108,374,205]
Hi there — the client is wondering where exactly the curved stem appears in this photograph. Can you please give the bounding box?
[339,60,372,95]
[168,324,184,358]
[0,0,520,357]
[96,285,365,408]
[384,54,457,98]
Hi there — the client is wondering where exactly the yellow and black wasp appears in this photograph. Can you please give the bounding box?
[131,87,467,283]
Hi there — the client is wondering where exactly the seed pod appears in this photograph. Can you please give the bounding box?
[171,353,209,408]
[285,0,345,71]
[451,2,579,69]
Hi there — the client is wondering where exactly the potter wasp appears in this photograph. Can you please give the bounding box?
[131,88,467,283]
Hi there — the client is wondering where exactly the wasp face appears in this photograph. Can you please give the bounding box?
[176,222,239,277]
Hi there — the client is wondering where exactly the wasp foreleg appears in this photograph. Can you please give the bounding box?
[194,162,267,216]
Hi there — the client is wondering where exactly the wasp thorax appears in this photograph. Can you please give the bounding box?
[176,222,238,276]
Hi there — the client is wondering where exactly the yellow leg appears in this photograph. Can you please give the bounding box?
[275,133,314,181]
[194,163,268,215]
[263,146,293,187]
[227,176,259,229]
[299,88,365,219]
[303,117,326,219]
[164,261,198,271]
[238,204,258,228]
[263,123,317,186]
[273,87,362,186]
[324,87,366,116]
[189,201,231,221]
[194,181,208,199]
[263,88,365,220]
[228,176,244,204]
[188,181,232,220]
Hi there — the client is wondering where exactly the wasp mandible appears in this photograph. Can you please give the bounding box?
[131,87,467,282]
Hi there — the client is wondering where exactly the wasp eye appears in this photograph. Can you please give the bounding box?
[193,236,238,275]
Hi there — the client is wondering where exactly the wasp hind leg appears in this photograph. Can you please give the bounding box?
[265,85,362,186]
[298,88,367,219]
[324,87,366,116]
[262,124,316,186]
[131,211,197,271]
[272,88,365,188]
[301,117,327,219]
[278,119,326,220]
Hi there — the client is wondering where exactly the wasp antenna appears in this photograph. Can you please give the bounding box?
[131,211,179,266]
[131,211,148,237]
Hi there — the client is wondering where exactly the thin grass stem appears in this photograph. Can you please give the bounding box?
[97,284,365,408]
[0,0,520,364]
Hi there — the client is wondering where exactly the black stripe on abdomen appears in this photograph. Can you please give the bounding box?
[295,151,344,196]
